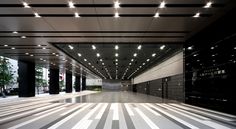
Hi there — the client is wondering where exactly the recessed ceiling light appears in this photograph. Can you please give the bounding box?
[100,59,103,62]
[114,1,120,9]
[88,63,91,65]
[159,1,166,8]
[68,1,75,8]
[30,54,34,56]
[115,53,119,57]
[115,59,118,62]
[197,60,200,62]
[211,47,214,50]
[137,45,142,50]
[78,53,82,57]
[147,59,150,62]
[152,53,156,57]
[160,45,165,50]
[143,63,145,65]
[133,53,137,57]
[193,12,200,18]
[13,31,18,34]
[139,66,142,68]
[40,58,43,60]
[42,47,46,49]
[131,59,134,62]
[212,54,215,57]
[96,53,100,57]
[102,63,105,65]
[52,53,56,55]
[234,47,236,50]
[193,54,197,57]
[21,36,26,38]
[43,60,46,62]
[116,63,118,65]
[204,1,212,8]
[115,45,119,50]
[92,66,94,68]
[68,45,74,50]
[23,2,30,8]
[92,45,96,50]
[34,12,41,18]
[84,59,87,61]
[114,12,119,18]
[187,46,193,50]
[4,45,8,47]
[129,63,132,65]
[56,54,59,56]
[75,12,80,18]
[11,47,15,49]
[25,53,29,55]
[37,45,41,47]
[154,12,160,18]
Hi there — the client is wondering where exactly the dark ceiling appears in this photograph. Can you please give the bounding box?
[0,0,235,79]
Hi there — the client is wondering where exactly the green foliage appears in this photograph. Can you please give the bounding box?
[35,65,47,87]
[0,57,15,88]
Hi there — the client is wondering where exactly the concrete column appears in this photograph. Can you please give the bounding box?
[49,68,59,94]
[18,61,35,97]
[82,76,86,91]
[66,72,72,93]
[75,75,81,92]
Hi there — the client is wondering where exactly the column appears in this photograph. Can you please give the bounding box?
[18,61,35,97]
[66,72,72,93]
[75,75,81,92]
[49,68,59,94]
[82,76,86,91]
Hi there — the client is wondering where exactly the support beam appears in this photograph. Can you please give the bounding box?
[49,68,59,94]
[66,72,72,93]
[82,76,86,91]
[75,75,81,92]
[18,61,35,97]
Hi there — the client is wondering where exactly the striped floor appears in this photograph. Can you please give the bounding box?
[0,92,236,129]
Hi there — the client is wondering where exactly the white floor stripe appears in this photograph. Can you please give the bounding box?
[140,103,161,116]
[134,107,160,129]
[33,103,70,116]
[48,103,93,129]
[60,103,86,116]
[71,103,102,129]
[95,103,108,119]
[110,103,119,120]
[181,103,236,118]
[160,104,231,129]
[171,104,234,121]
[124,103,134,116]
[146,103,199,129]
[7,107,66,129]
[166,104,210,120]
[0,103,63,122]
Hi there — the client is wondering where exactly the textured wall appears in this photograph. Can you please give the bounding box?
[134,51,183,84]
[102,79,121,90]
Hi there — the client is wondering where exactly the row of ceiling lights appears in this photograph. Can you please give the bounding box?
[21,1,213,18]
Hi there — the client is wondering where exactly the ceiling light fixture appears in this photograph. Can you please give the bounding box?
[4,45,8,47]
[96,53,100,57]
[74,12,80,18]
[154,12,160,18]
[114,12,119,18]
[25,53,29,55]
[34,13,41,18]
[115,45,119,50]
[137,45,142,50]
[152,53,156,57]
[131,59,134,62]
[92,45,96,50]
[68,1,75,8]
[133,53,137,57]
[160,45,165,50]
[114,1,120,9]
[204,1,213,8]
[115,59,118,62]
[100,59,103,62]
[143,63,145,65]
[68,45,74,50]
[129,63,132,65]
[147,59,150,62]
[13,31,18,34]
[159,1,166,8]
[84,59,87,61]
[11,47,15,49]
[102,63,105,65]
[23,2,30,8]
[37,45,41,47]
[115,53,119,57]
[42,47,46,49]
[187,46,193,50]
[30,54,34,56]
[21,36,26,38]
[193,12,200,18]
[78,53,82,57]
[88,63,91,65]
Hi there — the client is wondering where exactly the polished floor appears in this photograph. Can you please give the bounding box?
[0,91,236,129]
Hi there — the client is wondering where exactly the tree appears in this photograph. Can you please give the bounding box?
[35,65,45,94]
[0,57,15,97]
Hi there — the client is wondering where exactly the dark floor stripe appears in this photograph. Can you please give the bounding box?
[95,104,111,129]
[150,104,191,129]
[40,104,93,129]
[112,120,119,129]
[121,104,136,129]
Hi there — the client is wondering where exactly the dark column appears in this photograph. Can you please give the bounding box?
[75,75,81,92]
[49,68,59,94]
[66,72,72,93]
[82,76,86,91]
[18,61,35,97]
